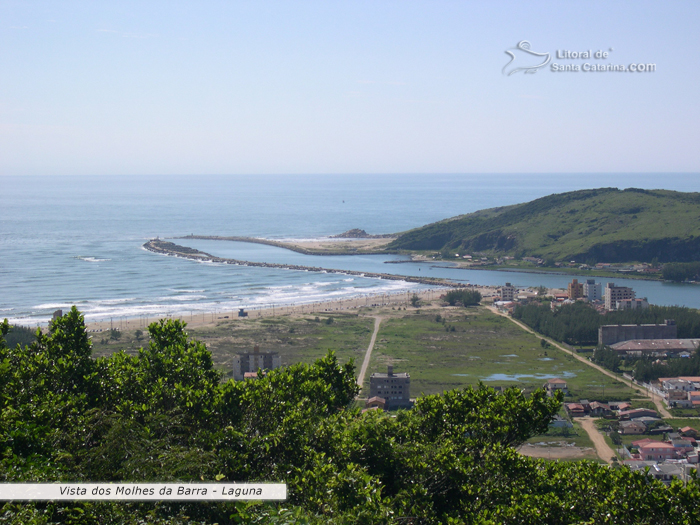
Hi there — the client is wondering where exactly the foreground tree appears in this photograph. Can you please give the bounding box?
[2,310,700,524]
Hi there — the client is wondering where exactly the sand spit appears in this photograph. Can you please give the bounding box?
[177,235,397,255]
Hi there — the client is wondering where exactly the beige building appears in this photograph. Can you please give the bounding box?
[233,345,282,380]
[567,279,583,300]
[500,282,516,302]
[369,365,412,409]
[604,282,636,311]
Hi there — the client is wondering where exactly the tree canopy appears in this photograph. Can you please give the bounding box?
[2,309,700,524]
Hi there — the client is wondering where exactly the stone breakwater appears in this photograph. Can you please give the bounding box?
[144,239,466,288]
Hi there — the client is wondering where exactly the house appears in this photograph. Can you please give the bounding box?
[618,408,658,420]
[589,401,612,416]
[369,365,412,409]
[680,426,699,438]
[365,396,386,410]
[631,438,659,448]
[627,462,687,485]
[544,378,568,396]
[637,442,678,461]
[619,420,647,434]
[608,401,632,412]
[634,416,663,427]
[565,403,585,417]
[670,438,695,453]
[647,424,674,435]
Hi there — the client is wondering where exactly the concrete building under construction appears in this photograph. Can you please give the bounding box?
[598,319,677,346]
[232,345,282,381]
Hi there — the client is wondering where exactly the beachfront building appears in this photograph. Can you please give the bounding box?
[583,279,602,302]
[567,279,584,300]
[233,345,282,381]
[604,282,635,311]
[369,365,412,409]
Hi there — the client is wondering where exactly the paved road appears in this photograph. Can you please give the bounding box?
[357,316,383,392]
[487,306,673,418]
[579,417,617,464]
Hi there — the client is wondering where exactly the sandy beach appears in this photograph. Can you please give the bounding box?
[85,285,500,334]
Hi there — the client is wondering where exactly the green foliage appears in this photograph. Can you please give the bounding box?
[593,345,622,373]
[443,289,482,306]
[388,188,700,263]
[410,293,420,307]
[633,350,700,382]
[3,324,36,348]
[514,301,700,346]
[4,309,700,523]
[662,261,700,282]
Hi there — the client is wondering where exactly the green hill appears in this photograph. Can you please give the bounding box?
[387,188,700,263]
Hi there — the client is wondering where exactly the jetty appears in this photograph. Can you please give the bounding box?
[143,239,466,288]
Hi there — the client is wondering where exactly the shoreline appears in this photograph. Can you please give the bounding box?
[83,286,501,334]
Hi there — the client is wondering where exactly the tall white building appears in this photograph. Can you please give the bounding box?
[583,279,602,302]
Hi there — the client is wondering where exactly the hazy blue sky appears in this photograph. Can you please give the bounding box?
[1,1,698,176]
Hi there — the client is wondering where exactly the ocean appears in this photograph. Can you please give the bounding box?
[2,173,699,326]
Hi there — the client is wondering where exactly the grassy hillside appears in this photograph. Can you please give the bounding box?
[388,188,700,263]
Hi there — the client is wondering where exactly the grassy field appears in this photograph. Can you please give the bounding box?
[364,306,639,401]
[663,418,700,432]
[90,303,639,405]
[388,188,700,263]
[526,421,596,449]
[91,312,375,380]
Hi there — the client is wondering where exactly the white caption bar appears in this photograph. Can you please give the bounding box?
[0,483,287,501]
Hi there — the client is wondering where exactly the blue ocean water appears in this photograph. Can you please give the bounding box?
[2,173,699,325]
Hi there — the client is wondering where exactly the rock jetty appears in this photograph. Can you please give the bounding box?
[144,239,466,288]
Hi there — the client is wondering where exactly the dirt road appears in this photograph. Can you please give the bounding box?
[487,306,672,418]
[579,417,617,464]
[357,316,383,392]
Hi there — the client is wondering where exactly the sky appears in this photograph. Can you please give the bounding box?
[1,1,699,176]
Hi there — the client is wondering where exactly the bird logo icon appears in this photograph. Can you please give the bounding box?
[503,41,551,75]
